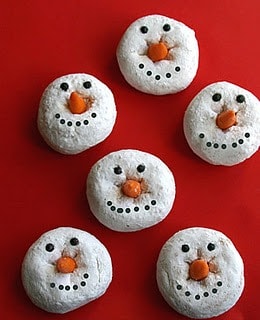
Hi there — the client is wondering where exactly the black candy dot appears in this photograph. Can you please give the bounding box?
[55,113,60,119]
[151,200,156,205]
[195,294,200,300]
[60,82,69,91]
[70,237,79,246]
[110,206,116,211]
[221,144,227,149]
[203,292,209,297]
[236,94,245,103]
[117,208,123,213]
[114,166,122,175]
[163,24,171,32]
[213,143,219,149]
[145,205,150,211]
[125,208,131,213]
[185,291,191,296]
[83,120,89,125]
[199,133,205,138]
[245,132,250,138]
[207,243,215,251]
[212,93,222,102]
[59,285,64,290]
[65,285,70,291]
[175,66,181,72]
[50,283,55,288]
[45,243,54,252]
[139,63,144,69]
[147,71,152,76]
[217,281,222,287]
[238,139,244,144]
[134,206,139,212]
[181,244,190,253]
[166,73,171,78]
[232,142,238,148]
[76,121,81,126]
[83,81,91,89]
[140,26,148,34]
[81,281,86,287]
[176,285,182,290]
[73,285,78,290]
[91,113,97,118]
[107,201,112,206]
[155,75,161,80]
[60,119,65,124]
[212,288,217,294]
[206,142,212,147]
[84,273,89,279]
[137,164,145,173]
[67,121,72,126]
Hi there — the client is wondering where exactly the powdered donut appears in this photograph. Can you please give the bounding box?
[86,149,175,232]
[116,14,199,95]
[37,73,117,154]
[183,81,260,165]
[156,227,244,319]
[21,227,112,314]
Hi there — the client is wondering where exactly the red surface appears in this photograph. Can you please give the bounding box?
[1,1,260,319]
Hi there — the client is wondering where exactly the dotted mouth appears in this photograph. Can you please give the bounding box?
[49,272,89,291]
[106,199,157,214]
[138,63,180,81]
[199,132,250,149]
[176,280,223,301]
[54,112,97,127]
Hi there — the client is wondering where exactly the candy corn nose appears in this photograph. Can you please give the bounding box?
[216,109,237,130]
[189,259,209,281]
[122,179,142,198]
[147,42,168,62]
[69,92,88,114]
[56,256,77,274]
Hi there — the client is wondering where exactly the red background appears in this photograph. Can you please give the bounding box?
[1,1,259,319]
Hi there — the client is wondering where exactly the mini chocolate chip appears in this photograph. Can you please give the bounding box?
[140,26,148,34]
[175,66,180,72]
[83,81,91,89]
[60,82,69,91]
[166,73,171,78]
[212,93,222,102]
[137,164,145,173]
[114,166,122,175]
[45,243,54,252]
[70,237,79,246]
[236,94,245,103]
[181,244,190,253]
[207,243,215,251]
[163,24,171,31]
[139,63,144,69]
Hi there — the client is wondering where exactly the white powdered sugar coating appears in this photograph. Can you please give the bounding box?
[156,227,244,319]
[37,73,117,154]
[117,14,199,95]
[184,81,260,165]
[86,149,175,232]
[21,227,112,314]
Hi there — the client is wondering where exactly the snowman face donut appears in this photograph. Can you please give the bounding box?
[21,227,112,313]
[156,227,244,319]
[86,149,175,232]
[116,14,199,95]
[37,73,117,154]
[184,81,260,165]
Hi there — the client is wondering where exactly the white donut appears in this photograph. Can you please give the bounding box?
[86,149,175,232]
[183,81,260,165]
[21,227,112,313]
[116,14,199,95]
[156,227,244,319]
[37,73,117,154]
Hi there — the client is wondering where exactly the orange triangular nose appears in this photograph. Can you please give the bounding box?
[122,179,142,198]
[216,109,237,130]
[189,259,209,281]
[56,256,77,273]
[147,42,168,62]
[69,92,88,114]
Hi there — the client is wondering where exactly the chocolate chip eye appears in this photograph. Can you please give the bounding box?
[212,93,222,102]
[236,94,245,103]
[83,81,91,89]
[45,243,54,252]
[70,238,79,246]
[207,243,215,251]
[182,244,190,252]
[60,82,69,91]
[114,166,122,175]
[137,164,145,173]
[163,23,171,32]
[140,26,148,34]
